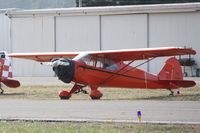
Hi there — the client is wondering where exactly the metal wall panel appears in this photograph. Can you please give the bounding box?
[149,12,200,75]
[12,16,55,76]
[101,14,147,49]
[101,14,148,70]
[0,14,11,52]
[56,16,100,52]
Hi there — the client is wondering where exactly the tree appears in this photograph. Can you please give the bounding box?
[77,0,200,7]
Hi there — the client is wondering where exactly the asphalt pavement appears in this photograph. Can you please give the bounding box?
[0,99,200,124]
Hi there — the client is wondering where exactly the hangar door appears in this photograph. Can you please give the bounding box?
[56,15,100,52]
[11,16,55,76]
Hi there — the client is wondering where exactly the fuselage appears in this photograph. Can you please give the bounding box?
[52,57,195,90]
[52,58,172,89]
[73,61,171,89]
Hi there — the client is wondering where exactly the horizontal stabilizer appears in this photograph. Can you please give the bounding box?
[2,79,20,88]
[161,80,196,88]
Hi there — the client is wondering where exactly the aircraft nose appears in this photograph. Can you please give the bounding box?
[52,58,70,68]
[52,58,75,83]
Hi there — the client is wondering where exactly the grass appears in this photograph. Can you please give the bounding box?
[0,121,199,133]
[0,85,199,100]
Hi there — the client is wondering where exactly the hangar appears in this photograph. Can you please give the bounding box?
[0,2,200,77]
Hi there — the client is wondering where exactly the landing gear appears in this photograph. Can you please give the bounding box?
[90,90,103,99]
[58,84,84,100]
[168,89,174,96]
[59,90,71,99]
[90,86,103,100]
[0,88,4,94]
[0,83,3,94]
[58,84,102,100]
[74,89,88,94]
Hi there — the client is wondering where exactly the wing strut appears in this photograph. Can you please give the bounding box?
[98,60,135,86]
[98,58,155,86]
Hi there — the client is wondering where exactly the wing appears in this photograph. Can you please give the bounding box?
[8,47,196,62]
[88,47,196,62]
[8,52,79,62]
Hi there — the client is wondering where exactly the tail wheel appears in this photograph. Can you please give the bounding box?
[58,90,71,100]
[90,90,103,100]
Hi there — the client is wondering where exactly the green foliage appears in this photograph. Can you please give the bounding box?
[0,0,76,9]
[81,0,200,7]
[0,121,200,133]
[1,0,200,9]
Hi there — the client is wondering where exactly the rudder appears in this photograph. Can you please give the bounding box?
[158,57,183,80]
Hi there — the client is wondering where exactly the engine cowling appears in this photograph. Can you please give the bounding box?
[52,58,75,83]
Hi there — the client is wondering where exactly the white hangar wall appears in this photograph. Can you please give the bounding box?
[101,14,147,50]
[2,3,200,76]
[56,16,100,52]
[0,12,11,52]
[11,16,55,76]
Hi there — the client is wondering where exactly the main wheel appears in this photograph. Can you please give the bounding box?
[58,90,71,100]
[90,90,103,100]
[91,96,101,100]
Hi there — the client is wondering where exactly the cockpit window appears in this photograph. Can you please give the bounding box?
[105,64,118,71]
[76,54,118,71]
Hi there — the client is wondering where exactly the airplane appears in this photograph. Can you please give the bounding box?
[0,52,20,94]
[6,47,196,100]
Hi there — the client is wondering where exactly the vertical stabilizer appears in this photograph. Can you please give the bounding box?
[158,57,183,80]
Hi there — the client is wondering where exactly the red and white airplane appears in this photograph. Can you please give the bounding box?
[1,47,196,99]
[0,52,20,94]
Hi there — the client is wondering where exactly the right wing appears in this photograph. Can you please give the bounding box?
[87,47,196,62]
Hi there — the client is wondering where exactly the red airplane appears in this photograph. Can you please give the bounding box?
[0,52,20,94]
[8,47,196,99]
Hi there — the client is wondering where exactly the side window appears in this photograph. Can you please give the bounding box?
[105,64,118,71]
[86,59,95,66]
[81,55,97,67]
[80,55,93,66]
[79,55,118,71]
[96,60,103,68]
[100,58,118,71]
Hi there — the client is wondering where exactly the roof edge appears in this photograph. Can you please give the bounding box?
[6,2,200,17]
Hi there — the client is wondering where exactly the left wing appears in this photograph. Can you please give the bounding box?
[8,47,196,62]
[8,52,79,62]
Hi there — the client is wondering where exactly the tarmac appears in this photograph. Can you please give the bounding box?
[0,99,200,124]
[0,77,199,124]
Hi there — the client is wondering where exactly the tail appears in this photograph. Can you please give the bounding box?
[0,52,20,88]
[158,57,195,88]
[158,57,183,80]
